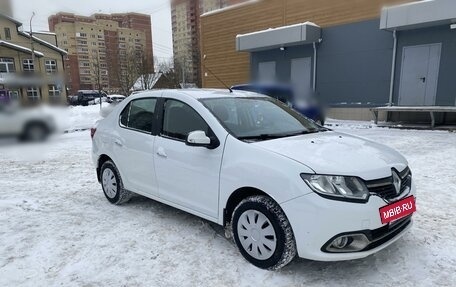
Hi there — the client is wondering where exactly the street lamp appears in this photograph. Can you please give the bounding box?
[29,12,36,67]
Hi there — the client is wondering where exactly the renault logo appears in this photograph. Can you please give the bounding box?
[392,170,402,195]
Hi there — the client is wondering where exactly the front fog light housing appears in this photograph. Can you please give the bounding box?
[325,234,370,253]
[301,174,370,203]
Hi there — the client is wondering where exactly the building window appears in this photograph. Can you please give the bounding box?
[48,85,61,101]
[4,28,11,40]
[9,90,20,101]
[45,59,57,73]
[27,87,40,102]
[22,59,35,72]
[0,58,15,73]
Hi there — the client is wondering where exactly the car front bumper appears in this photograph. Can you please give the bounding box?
[280,182,416,261]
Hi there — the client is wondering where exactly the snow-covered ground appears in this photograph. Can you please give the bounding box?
[1,110,455,287]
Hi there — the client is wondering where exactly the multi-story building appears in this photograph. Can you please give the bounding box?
[48,12,153,95]
[171,0,248,87]
[0,13,67,104]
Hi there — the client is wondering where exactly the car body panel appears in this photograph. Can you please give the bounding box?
[253,131,408,180]
[281,181,416,261]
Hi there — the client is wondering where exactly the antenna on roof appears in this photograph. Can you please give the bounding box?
[202,55,233,93]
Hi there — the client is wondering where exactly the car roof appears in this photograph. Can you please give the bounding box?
[130,89,267,100]
[232,83,293,91]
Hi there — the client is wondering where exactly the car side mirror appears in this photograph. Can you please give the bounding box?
[186,130,218,149]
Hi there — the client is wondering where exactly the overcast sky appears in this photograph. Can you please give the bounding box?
[11,0,173,60]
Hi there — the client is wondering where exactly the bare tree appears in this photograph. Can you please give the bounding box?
[136,55,160,91]
[152,58,181,89]
[116,47,142,96]
[91,53,104,109]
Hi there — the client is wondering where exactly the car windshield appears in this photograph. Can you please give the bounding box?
[201,97,326,141]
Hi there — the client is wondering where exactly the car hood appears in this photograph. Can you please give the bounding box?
[252,131,408,180]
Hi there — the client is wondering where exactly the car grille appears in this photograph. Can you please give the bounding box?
[366,167,412,201]
[363,215,412,251]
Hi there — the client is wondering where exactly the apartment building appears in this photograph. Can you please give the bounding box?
[48,12,153,95]
[0,13,67,104]
[171,0,247,87]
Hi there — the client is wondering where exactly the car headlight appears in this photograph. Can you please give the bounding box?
[301,174,370,203]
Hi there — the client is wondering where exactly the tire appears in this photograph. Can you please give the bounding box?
[231,195,297,270]
[21,122,49,142]
[100,161,132,205]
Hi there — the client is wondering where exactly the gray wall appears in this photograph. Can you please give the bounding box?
[251,45,314,84]
[394,25,456,106]
[250,19,456,107]
[316,19,394,107]
[251,19,395,107]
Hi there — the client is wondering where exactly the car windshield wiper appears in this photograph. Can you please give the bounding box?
[239,130,319,141]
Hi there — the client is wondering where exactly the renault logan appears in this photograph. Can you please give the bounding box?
[91,89,416,270]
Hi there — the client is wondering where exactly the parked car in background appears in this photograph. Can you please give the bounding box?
[0,104,56,141]
[106,95,126,104]
[92,89,416,270]
[67,95,79,106]
[231,83,325,125]
[69,90,107,106]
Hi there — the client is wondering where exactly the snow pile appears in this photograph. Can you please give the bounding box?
[0,120,455,286]
[62,104,108,132]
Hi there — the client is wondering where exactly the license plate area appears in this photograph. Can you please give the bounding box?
[379,196,416,224]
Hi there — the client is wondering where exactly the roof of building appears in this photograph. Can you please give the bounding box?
[236,22,321,52]
[381,0,456,31]
[0,40,45,57]
[19,32,67,55]
[34,31,57,36]
[0,12,22,26]
[0,13,66,56]
[132,73,163,91]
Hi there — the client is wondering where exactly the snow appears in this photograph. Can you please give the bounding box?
[0,110,455,286]
[0,40,45,57]
[201,0,260,17]
[237,21,320,38]
[61,104,108,132]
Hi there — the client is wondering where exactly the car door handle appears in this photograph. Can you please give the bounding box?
[114,140,123,147]
[156,147,167,158]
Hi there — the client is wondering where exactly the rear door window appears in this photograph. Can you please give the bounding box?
[119,98,157,133]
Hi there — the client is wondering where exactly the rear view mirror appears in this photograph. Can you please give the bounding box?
[186,130,211,147]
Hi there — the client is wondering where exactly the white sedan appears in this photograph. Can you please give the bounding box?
[91,89,416,270]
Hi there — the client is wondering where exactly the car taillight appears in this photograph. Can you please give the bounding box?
[90,128,97,139]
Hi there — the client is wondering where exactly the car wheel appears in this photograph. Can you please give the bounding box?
[100,161,131,205]
[22,123,49,142]
[231,195,297,270]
